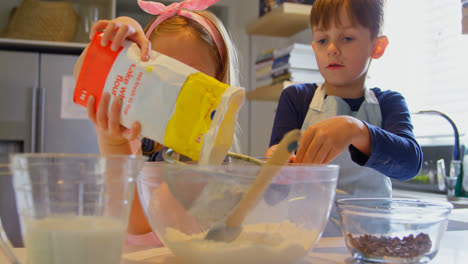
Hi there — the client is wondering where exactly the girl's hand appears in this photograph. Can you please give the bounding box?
[294,116,371,164]
[89,16,151,61]
[87,92,141,154]
[74,17,150,80]
[265,144,296,163]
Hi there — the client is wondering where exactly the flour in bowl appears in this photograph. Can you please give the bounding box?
[164,221,319,264]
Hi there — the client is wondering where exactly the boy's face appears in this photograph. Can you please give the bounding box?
[311,7,384,89]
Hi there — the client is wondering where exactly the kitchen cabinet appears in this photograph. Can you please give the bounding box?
[0,50,103,248]
[247,81,293,101]
[246,2,312,156]
[0,0,114,53]
[246,2,312,102]
[249,101,278,157]
[246,2,312,37]
[39,53,99,153]
[0,0,230,54]
[0,51,38,248]
[0,51,38,153]
[0,51,100,247]
[0,50,99,154]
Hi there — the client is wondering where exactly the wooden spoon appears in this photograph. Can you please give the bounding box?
[205,129,301,242]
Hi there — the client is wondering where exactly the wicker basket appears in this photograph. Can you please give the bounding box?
[2,0,78,42]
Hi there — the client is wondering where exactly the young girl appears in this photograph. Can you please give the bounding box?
[266,0,423,236]
[74,0,240,245]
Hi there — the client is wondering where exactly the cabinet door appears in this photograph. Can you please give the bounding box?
[249,100,278,157]
[0,51,38,152]
[39,53,99,154]
[0,51,38,247]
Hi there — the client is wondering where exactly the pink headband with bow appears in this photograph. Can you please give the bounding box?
[138,0,225,63]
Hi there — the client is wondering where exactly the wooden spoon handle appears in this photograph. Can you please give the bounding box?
[225,129,301,228]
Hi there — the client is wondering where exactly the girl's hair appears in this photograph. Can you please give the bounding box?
[144,10,242,153]
[143,10,240,88]
[310,0,385,38]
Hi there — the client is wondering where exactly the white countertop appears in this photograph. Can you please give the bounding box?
[2,229,467,264]
[2,210,467,264]
[120,230,468,264]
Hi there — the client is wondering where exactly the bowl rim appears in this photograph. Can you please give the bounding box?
[9,153,145,159]
[142,161,340,168]
[335,197,453,214]
[138,162,341,183]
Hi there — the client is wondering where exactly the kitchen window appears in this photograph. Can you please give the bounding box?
[367,0,467,145]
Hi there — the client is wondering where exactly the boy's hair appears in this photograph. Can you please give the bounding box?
[310,0,385,38]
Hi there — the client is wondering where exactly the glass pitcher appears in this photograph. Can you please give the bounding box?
[0,153,145,264]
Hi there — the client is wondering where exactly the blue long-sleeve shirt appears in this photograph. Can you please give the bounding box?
[270,83,423,181]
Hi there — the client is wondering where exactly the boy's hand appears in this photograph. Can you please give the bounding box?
[87,92,141,154]
[90,17,151,61]
[294,116,371,164]
[265,144,278,160]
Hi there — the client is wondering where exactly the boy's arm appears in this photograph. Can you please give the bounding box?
[269,84,312,146]
[266,85,304,158]
[348,119,371,156]
[352,90,423,180]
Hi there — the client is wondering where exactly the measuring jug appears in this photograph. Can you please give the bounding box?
[0,153,145,264]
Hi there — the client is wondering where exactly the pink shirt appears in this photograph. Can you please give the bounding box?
[125,232,163,247]
[126,139,163,247]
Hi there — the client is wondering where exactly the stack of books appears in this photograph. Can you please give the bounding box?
[254,43,324,89]
[259,0,316,17]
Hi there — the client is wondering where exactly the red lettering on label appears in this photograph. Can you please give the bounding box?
[112,75,123,96]
[119,86,127,98]
[124,103,131,115]
[124,64,136,84]
[195,133,204,144]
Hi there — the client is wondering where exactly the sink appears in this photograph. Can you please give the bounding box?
[393,189,468,231]
[449,198,468,209]
[392,188,468,209]
[447,209,468,231]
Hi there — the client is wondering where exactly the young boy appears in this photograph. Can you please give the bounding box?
[267,0,423,236]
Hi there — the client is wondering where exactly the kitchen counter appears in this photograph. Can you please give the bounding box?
[3,229,467,264]
[121,230,468,264]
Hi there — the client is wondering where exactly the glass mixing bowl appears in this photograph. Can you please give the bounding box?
[137,162,339,264]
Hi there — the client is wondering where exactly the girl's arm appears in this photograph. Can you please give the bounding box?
[73,46,88,80]
[78,16,154,235]
[88,92,152,235]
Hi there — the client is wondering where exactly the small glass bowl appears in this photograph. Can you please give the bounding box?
[336,198,453,264]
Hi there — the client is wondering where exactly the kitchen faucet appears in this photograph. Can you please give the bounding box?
[414,110,464,199]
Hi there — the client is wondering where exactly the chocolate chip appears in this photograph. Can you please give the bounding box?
[346,232,432,258]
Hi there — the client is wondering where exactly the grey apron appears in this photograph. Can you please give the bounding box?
[301,84,391,237]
